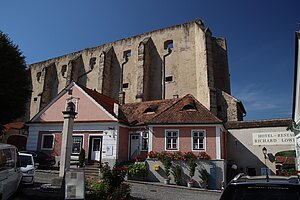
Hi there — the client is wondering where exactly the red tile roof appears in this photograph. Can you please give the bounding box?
[225,118,292,129]
[3,122,26,132]
[121,94,222,125]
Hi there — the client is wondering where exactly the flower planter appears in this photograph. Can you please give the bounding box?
[187,181,193,188]
[164,178,170,184]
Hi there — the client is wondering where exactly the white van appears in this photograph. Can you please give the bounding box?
[0,144,22,200]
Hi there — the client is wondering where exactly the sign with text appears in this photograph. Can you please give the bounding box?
[253,132,295,145]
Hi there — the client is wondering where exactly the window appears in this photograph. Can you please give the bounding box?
[122,83,129,89]
[164,40,174,49]
[123,50,131,59]
[33,97,38,102]
[89,57,96,70]
[61,65,67,77]
[192,130,205,150]
[141,132,148,151]
[36,72,41,82]
[165,76,173,83]
[41,134,54,150]
[166,130,178,150]
[72,136,83,154]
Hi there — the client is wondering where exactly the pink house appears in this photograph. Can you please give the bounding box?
[26,82,226,166]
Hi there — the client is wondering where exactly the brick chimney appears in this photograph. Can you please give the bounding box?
[119,91,125,105]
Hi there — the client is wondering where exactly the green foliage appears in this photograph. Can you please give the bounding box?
[86,162,130,200]
[200,168,209,187]
[0,31,30,126]
[157,152,172,178]
[188,159,197,179]
[128,163,148,179]
[172,165,182,185]
[78,148,85,167]
[275,150,296,157]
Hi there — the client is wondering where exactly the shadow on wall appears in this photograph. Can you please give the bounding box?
[227,133,274,182]
[143,38,162,101]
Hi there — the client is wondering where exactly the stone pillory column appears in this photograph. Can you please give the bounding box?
[59,101,77,178]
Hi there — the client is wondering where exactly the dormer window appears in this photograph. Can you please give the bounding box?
[182,98,196,111]
[182,104,196,111]
[144,105,158,114]
[164,40,173,50]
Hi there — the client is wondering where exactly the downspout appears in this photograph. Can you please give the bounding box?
[119,56,129,104]
[162,48,172,99]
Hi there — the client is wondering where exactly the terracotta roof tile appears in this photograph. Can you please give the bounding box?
[225,118,292,129]
[4,122,26,132]
[121,94,222,125]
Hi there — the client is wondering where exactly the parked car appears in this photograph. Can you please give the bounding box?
[0,143,22,200]
[19,151,55,168]
[220,173,300,200]
[18,152,35,185]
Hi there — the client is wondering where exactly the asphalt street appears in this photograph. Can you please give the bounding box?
[9,170,221,200]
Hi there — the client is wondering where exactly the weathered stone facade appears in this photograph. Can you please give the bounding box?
[27,20,244,121]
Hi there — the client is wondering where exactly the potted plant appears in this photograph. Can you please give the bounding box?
[172,165,182,185]
[184,152,197,187]
[200,168,209,188]
[158,152,172,184]
[78,148,85,167]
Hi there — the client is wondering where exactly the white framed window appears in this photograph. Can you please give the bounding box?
[72,136,83,154]
[165,130,179,150]
[41,134,54,150]
[192,130,206,150]
[141,131,148,151]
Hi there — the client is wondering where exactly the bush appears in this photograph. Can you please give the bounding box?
[172,165,182,185]
[157,152,173,178]
[78,148,85,167]
[86,163,130,200]
[128,163,148,179]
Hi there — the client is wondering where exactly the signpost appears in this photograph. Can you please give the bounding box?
[292,31,300,172]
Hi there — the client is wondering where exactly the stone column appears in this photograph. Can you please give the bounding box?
[59,102,77,178]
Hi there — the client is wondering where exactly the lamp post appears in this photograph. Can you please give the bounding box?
[262,147,269,181]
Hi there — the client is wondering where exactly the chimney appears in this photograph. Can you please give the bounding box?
[113,103,119,117]
[119,91,125,105]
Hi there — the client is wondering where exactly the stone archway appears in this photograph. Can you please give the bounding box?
[7,135,27,150]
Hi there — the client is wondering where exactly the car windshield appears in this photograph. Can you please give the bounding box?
[20,155,33,167]
[221,185,300,200]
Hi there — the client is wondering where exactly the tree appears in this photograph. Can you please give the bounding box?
[0,31,30,131]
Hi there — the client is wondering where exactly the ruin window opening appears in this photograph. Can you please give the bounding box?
[165,76,173,83]
[122,83,129,89]
[123,50,131,59]
[61,65,67,77]
[36,72,41,82]
[33,97,38,102]
[164,40,173,50]
[89,57,96,70]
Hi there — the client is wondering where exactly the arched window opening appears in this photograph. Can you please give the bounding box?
[164,40,173,50]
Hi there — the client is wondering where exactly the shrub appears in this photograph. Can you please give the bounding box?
[78,148,85,167]
[172,165,182,185]
[198,152,210,160]
[200,168,209,187]
[128,163,148,179]
[157,152,173,178]
[86,163,130,200]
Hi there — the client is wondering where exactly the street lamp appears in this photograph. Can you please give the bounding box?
[262,147,269,181]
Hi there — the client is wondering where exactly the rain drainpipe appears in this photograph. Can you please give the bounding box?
[162,48,172,99]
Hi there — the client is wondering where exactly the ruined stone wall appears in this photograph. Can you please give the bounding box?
[27,20,233,121]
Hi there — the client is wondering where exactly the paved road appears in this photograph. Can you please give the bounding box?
[129,182,221,200]
[10,170,221,200]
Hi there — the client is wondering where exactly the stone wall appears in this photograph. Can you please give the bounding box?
[27,20,233,121]
[146,159,226,190]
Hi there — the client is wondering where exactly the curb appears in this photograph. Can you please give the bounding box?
[125,180,222,193]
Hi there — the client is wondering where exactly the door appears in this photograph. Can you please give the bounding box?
[91,137,101,161]
[130,134,140,157]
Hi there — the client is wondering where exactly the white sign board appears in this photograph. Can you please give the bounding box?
[253,132,295,145]
[65,171,85,199]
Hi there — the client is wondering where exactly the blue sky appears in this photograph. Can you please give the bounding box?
[1,0,299,120]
